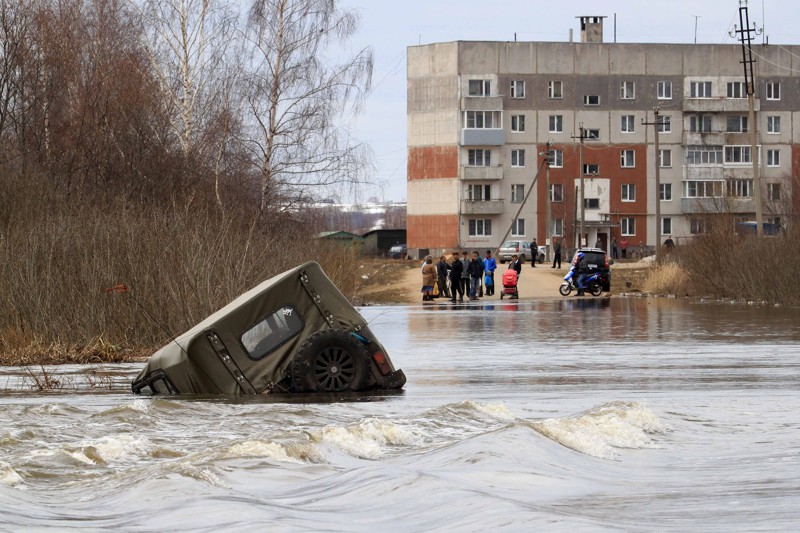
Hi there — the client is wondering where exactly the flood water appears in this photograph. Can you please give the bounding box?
[1,297,800,531]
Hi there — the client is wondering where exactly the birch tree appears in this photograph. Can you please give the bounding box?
[242,0,373,214]
[134,0,237,157]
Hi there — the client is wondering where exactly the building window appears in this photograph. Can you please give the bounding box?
[510,115,525,133]
[726,116,748,133]
[584,94,600,106]
[468,219,492,236]
[660,183,672,201]
[684,180,723,198]
[766,82,781,100]
[468,79,490,96]
[690,218,709,235]
[551,218,564,237]
[468,149,491,166]
[464,110,501,129]
[467,184,491,201]
[622,183,636,202]
[727,179,753,198]
[511,184,524,203]
[511,149,525,167]
[686,145,723,165]
[621,115,635,133]
[548,80,563,99]
[584,198,600,209]
[724,145,752,164]
[662,217,672,236]
[620,149,635,168]
[548,115,563,133]
[548,149,563,168]
[621,218,636,236]
[620,81,635,99]
[657,81,672,99]
[690,81,712,98]
[768,183,781,201]
[511,218,525,236]
[727,81,746,98]
[550,183,563,202]
[767,149,780,167]
[658,115,671,133]
[510,80,525,99]
[585,128,600,140]
[659,149,672,168]
[689,114,712,132]
[767,115,781,134]
[583,163,599,175]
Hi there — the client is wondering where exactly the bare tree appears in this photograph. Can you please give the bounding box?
[242,0,373,214]
[133,0,238,157]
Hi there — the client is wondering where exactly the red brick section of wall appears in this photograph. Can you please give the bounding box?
[408,214,459,249]
[408,146,458,180]
[792,145,800,215]
[535,143,648,245]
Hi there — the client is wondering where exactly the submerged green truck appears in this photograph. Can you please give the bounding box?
[132,261,406,395]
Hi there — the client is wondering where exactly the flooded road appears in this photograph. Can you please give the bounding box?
[1,298,799,531]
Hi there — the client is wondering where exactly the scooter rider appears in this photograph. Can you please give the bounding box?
[575,252,588,296]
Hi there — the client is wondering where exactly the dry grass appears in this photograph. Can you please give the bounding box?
[0,172,367,365]
[643,262,690,296]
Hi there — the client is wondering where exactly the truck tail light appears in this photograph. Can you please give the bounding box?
[372,351,392,375]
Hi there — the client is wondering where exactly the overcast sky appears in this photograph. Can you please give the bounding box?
[334,0,798,202]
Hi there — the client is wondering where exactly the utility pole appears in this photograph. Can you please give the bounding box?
[733,1,763,236]
[692,15,700,44]
[642,109,666,262]
[541,142,552,261]
[571,125,593,248]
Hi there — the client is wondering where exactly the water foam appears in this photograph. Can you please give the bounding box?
[67,435,150,465]
[530,401,670,460]
[0,462,23,487]
[316,419,421,460]
[227,440,321,463]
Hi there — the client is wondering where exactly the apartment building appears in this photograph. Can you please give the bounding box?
[407,16,799,256]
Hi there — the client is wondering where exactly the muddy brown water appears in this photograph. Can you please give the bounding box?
[1,297,799,531]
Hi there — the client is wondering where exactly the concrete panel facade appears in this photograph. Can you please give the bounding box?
[407,179,458,216]
[408,38,800,254]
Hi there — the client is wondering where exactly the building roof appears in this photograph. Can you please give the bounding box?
[318,231,363,241]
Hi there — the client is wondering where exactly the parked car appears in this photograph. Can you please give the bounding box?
[498,240,532,263]
[536,245,546,264]
[389,244,408,259]
[131,261,406,395]
[571,247,611,292]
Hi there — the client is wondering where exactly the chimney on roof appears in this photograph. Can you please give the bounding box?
[577,16,606,43]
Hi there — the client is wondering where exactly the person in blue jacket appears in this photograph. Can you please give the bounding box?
[483,249,497,296]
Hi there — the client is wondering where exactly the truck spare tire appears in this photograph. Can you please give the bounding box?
[291,330,371,392]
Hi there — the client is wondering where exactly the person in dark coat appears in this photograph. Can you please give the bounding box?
[552,237,562,269]
[530,238,539,268]
[467,251,484,300]
[448,252,464,302]
[509,254,522,277]
[436,255,451,298]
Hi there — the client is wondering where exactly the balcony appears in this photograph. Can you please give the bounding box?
[683,97,759,113]
[683,131,727,145]
[461,128,505,146]
[461,96,504,111]
[683,166,724,181]
[681,196,755,214]
[683,131,752,146]
[461,165,504,181]
[461,199,505,215]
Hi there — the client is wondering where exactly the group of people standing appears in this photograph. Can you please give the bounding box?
[421,250,525,302]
